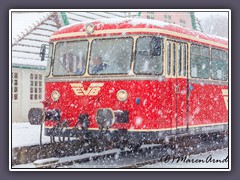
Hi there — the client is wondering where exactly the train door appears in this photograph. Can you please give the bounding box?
[166,40,188,134]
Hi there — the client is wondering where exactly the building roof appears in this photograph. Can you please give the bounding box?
[66,12,128,23]
[11,11,130,68]
[12,12,59,69]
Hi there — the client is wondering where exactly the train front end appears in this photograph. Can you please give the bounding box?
[28,20,167,149]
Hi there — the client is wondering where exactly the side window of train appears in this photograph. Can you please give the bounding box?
[172,43,176,76]
[183,44,187,76]
[167,42,171,76]
[178,44,182,76]
[177,43,187,77]
[134,36,163,75]
[166,41,187,77]
[211,49,228,81]
[190,45,210,79]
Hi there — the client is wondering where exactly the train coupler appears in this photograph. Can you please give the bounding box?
[28,108,44,125]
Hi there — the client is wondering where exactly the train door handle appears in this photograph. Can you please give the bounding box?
[175,85,180,94]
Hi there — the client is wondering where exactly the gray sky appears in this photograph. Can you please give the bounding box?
[195,11,229,20]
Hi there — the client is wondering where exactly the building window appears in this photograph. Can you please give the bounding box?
[164,15,171,23]
[147,15,155,20]
[12,72,18,100]
[180,19,186,27]
[147,12,155,14]
[30,73,43,100]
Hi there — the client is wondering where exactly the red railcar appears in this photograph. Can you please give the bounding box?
[29,18,228,149]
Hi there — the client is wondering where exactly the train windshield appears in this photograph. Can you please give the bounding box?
[89,37,133,75]
[134,36,163,75]
[53,41,88,76]
[211,49,228,81]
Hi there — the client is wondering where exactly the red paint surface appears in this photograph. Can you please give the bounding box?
[45,19,228,132]
[44,79,228,130]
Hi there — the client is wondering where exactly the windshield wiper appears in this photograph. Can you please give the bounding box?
[57,59,71,74]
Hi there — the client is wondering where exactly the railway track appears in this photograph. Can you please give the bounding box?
[12,132,228,169]
[65,136,228,169]
[12,139,97,166]
[118,141,228,168]
[13,144,163,168]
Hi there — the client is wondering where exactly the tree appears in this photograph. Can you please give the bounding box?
[201,15,228,38]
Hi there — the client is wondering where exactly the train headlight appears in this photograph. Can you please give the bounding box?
[51,90,60,101]
[85,23,95,34]
[96,108,115,129]
[116,90,128,102]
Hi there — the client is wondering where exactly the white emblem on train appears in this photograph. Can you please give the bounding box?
[70,83,104,96]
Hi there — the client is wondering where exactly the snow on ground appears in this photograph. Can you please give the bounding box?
[65,148,228,169]
[11,123,229,169]
[12,148,229,169]
[143,148,229,168]
[11,122,50,148]
[13,148,123,168]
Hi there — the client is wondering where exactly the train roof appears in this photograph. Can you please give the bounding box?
[50,18,228,49]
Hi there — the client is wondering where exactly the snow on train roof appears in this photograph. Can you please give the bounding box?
[52,18,228,47]
[57,18,169,30]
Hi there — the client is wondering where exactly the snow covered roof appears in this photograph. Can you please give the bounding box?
[66,12,128,24]
[12,12,54,44]
[11,11,129,68]
[12,12,59,68]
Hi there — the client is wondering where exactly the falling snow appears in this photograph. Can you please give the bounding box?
[11,11,229,170]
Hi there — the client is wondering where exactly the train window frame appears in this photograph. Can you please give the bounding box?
[166,40,188,78]
[45,42,53,77]
[134,36,163,76]
[178,42,188,77]
[190,44,210,79]
[211,48,228,81]
[183,44,187,77]
[88,37,134,75]
[52,40,89,77]
[178,44,182,76]
[167,41,171,76]
[172,43,176,76]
